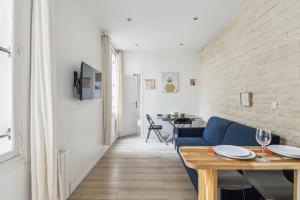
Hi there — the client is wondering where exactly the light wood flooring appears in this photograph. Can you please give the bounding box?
[69,135,197,200]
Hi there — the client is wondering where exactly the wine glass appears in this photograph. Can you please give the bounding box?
[256,128,272,162]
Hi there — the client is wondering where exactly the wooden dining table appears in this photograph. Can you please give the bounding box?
[179,146,300,200]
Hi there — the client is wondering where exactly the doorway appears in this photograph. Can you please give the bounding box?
[121,74,142,137]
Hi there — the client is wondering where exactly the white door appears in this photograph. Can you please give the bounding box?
[121,75,138,136]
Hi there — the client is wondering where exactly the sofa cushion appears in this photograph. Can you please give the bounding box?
[221,123,259,146]
[202,117,234,145]
[222,123,281,146]
[175,137,210,148]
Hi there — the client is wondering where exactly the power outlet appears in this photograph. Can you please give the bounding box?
[271,101,279,110]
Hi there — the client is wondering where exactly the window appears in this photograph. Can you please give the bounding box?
[0,0,18,162]
[111,50,117,115]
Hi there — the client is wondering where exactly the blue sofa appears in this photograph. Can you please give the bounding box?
[175,116,281,193]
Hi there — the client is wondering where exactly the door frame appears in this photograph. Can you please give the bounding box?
[138,73,144,136]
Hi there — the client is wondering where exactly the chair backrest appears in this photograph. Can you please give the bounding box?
[146,114,155,127]
[174,118,192,128]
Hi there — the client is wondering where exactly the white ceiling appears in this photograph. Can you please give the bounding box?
[75,0,248,51]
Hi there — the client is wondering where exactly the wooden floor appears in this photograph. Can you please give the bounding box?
[69,135,197,200]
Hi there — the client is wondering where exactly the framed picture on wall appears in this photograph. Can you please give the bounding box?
[145,79,155,89]
[240,92,253,107]
[162,72,179,93]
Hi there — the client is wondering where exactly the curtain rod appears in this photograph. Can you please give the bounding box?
[101,32,121,53]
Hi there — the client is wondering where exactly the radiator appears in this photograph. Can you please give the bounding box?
[59,149,70,199]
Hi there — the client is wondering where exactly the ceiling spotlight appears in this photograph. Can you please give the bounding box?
[193,17,199,21]
[179,43,184,46]
[127,18,132,22]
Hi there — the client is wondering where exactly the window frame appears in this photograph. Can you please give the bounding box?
[0,0,30,164]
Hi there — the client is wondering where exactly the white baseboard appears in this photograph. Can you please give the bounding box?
[119,132,138,137]
[69,145,110,194]
[111,134,118,144]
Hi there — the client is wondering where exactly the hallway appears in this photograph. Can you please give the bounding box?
[69,136,197,200]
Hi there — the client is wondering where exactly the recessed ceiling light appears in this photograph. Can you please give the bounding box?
[193,17,199,21]
[127,18,132,22]
[179,43,184,46]
[135,43,139,47]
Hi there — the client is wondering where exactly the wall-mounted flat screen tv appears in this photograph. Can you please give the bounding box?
[78,62,101,100]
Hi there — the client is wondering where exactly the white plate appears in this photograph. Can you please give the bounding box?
[267,145,300,158]
[214,145,251,157]
[219,151,256,160]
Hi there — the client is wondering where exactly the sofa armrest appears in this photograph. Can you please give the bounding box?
[176,127,205,137]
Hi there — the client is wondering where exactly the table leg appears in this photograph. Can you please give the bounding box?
[294,170,300,200]
[165,121,176,143]
[198,169,218,200]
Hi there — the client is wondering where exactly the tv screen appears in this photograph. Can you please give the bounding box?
[79,62,101,100]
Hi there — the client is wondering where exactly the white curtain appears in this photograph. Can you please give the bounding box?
[30,0,62,200]
[101,34,112,145]
[116,51,123,135]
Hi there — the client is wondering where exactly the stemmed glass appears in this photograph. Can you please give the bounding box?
[256,128,272,162]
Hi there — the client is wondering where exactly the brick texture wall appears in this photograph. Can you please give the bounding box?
[199,0,300,145]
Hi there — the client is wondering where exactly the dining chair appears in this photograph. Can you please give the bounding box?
[145,114,164,143]
[218,170,253,200]
[243,170,293,200]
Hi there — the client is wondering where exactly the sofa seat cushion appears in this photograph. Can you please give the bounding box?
[202,117,234,145]
[175,137,210,148]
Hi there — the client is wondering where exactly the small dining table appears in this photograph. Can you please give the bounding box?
[179,146,300,200]
[157,114,201,129]
[157,114,201,142]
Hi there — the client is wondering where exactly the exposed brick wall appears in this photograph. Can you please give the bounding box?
[199,0,300,145]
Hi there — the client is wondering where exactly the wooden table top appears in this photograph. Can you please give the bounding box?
[179,146,300,170]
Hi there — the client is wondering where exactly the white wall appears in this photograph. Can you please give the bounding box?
[53,0,107,192]
[0,160,30,200]
[123,51,201,137]
[198,0,300,145]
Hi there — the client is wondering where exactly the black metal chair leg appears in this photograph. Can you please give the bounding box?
[154,130,163,143]
[146,129,151,143]
[172,127,176,144]
[155,129,164,140]
[173,132,177,149]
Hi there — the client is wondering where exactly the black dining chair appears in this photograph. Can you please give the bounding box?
[146,114,164,143]
[243,170,293,200]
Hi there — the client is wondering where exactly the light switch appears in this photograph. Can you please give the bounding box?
[271,101,279,110]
